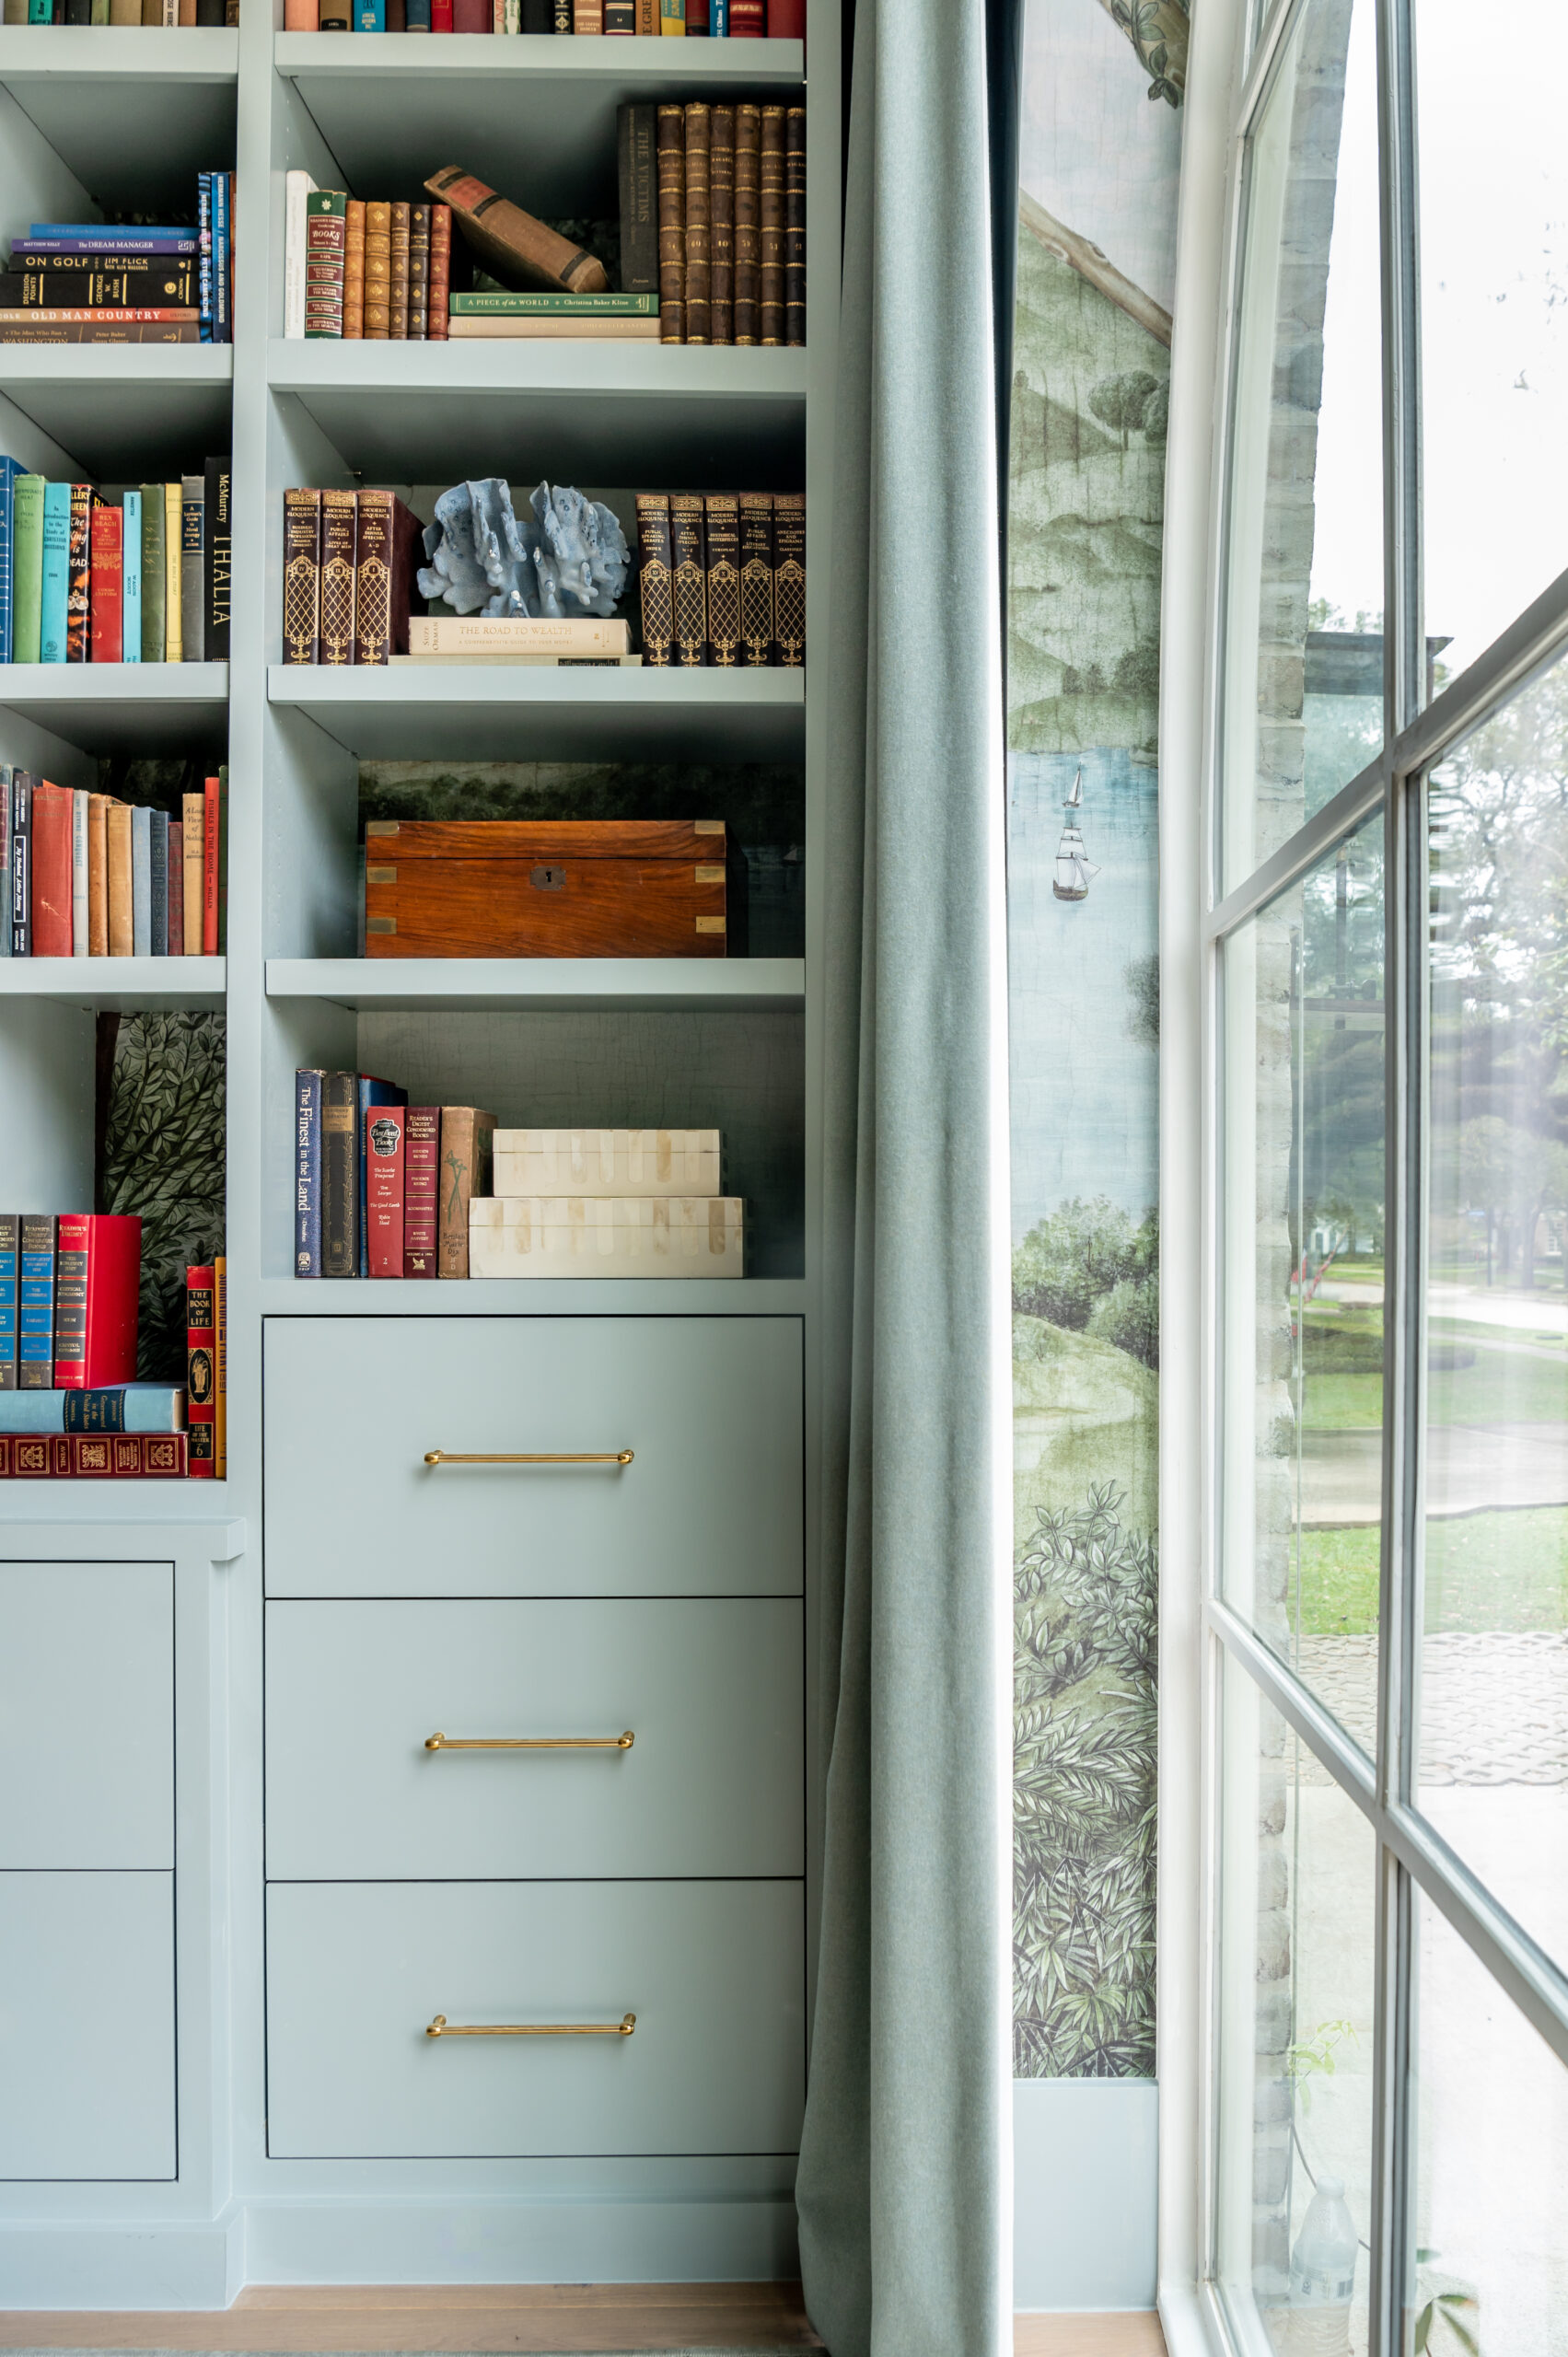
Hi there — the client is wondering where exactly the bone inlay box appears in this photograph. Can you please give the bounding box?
[470,1194,744,1277]
[492,1128,724,1198]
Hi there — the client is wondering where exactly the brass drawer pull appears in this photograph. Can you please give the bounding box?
[425,1730,634,1752]
[423,1449,634,1468]
[426,2013,636,2038]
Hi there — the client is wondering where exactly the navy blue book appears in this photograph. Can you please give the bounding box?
[149,811,168,956]
[296,1068,324,1280]
[9,770,32,957]
[0,1213,17,1391]
[212,173,231,346]
[357,1076,407,1277]
[0,458,23,667]
[17,1213,55,1391]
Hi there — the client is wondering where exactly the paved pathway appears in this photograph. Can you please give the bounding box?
[1288,1631,1568,1784]
[1299,1423,1568,1523]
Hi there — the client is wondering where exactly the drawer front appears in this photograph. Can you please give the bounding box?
[265,1598,804,1879]
[263,1316,802,1598]
[0,1873,175,2179]
[265,1880,804,2158]
[0,1562,172,1870]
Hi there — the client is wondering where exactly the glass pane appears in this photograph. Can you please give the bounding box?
[1216,1654,1376,2355]
[1411,1892,1568,2350]
[1221,0,1384,895]
[1222,817,1385,1744]
[1421,656,1568,1966]
[1418,0,1568,685]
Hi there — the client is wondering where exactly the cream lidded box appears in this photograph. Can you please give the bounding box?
[491,1128,724,1199]
[470,1194,744,1279]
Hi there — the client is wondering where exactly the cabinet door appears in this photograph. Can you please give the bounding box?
[0,1872,175,2179]
[262,1316,803,1598]
[0,1562,173,1869]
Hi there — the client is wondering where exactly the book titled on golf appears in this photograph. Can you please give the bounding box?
[404,614,632,656]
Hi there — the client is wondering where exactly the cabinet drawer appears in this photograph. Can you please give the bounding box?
[265,1880,804,2158]
[263,1317,802,1598]
[0,1873,175,2179]
[265,1598,803,1879]
[0,1562,172,1870]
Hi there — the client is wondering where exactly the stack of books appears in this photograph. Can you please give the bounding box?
[637,489,803,666]
[470,1129,745,1278]
[6,4,238,25]
[294,1074,496,1280]
[281,488,424,665]
[283,181,452,339]
[0,198,234,344]
[4,768,227,958]
[390,616,637,665]
[625,99,803,345]
[282,0,798,33]
[0,460,231,666]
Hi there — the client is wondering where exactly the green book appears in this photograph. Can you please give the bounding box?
[447,291,660,316]
[139,481,165,664]
[304,191,348,339]
[12,474,44,665]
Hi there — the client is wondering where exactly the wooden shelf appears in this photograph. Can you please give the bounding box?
[0,663,228,755]
[0,345,233,480]
[265,955,804,1014]
[259,1276,807,1315]
[0,957,225,1011]
[266,661,804,761]
[0,29,238,212]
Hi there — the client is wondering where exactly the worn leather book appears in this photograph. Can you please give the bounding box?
[703,493,740,667]
[343,201,366,338]
[389,203,411,339]
[636,493,674,666]
[403,1108,440,1278]
[760,105,785,343]
[106,800,134,957]
[684,103,712,343]
[669,492,707,667]
[424,168,610,294]
[319,489,358,665]
[436,1108,496,1279]
[428,205,451,340]
[354,492,424,665]
[784,105,806,344]
[283,487,322,664]
[409,207,430,340]
[738,491,774,665]
[362,818,747,958]
[321,1074,360,1280]
[656,105,686,341]
[773,490,805,666]
[709,104,735,343]
[618,103,660,296]
[305,191,347,337]
[30,784,73,957]
[363,203,391,338]
[734,102,761,343]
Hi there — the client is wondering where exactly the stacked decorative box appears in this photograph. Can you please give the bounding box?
[470,1128,744,1278]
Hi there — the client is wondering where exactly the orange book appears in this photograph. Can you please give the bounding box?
[182,789,203,957]
[203,775,220,957]
[364,203,391,340]
[343,200,366,340]
[283,0,320,22]
[106,802,134,958]
[87,794,110,957]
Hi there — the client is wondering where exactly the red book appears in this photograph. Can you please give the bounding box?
[167,820,184,957]
[187,1265,215,1477]
[403,1107,439,1278]
[729,0,762,28]
[683,0,707,25]
[764,0,800,27]
[366,1105,406,1278]
[52,1213,141,1389]
[90,505,124,663]
[203,775,219,956]
[29,783,74,958]
[454,0,487,23]
[431,0,453,25]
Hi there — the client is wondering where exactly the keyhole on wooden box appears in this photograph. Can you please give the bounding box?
[530,866,567,891]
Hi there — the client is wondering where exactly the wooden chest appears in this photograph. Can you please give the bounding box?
[363,819,748,959]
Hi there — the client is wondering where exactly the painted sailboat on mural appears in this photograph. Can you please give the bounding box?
[1051,764,1100,900]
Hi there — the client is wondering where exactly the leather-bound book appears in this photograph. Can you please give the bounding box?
[703,493,740,666]
[306,191,347,338]
[606,0,633,28]
[343,201,366,338]
[683,104,712,343]
[454,0,487,21]
[436,1109,495,1280]
[552,0,570,28]
[403,1108,440,1278]
[636,493,674,666]
[354,492,423,665]
[765,0,800,25]
[87,795,110,955]
[389,204,411,339]
[684,0,707,26]
[738,491,774,665]
[364,203,391,338]
[17,1216,56,1393]
[386,0,405,22]
[66,483,95,663]
[784,105,806,343]
[728,0,761,29]
[709,103,735,343]
[428,206,452,340]
[424,168,610,294]
[409,207,431,339]
[618,103,659,296]
[574,0,602,26]
[773,489,805,666]
[283,488,322,665]
[53,1216,140,1390]
[734,103,761,343]
[760,105,785,343]
[669,492,707,667]
[319,489,358,666]
[656,106,686,342]
[106,800,134,957]
[322,1074,360,1280]
[366,1105,405,1279]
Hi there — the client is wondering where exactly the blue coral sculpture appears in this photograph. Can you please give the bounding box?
[416,477,629,621]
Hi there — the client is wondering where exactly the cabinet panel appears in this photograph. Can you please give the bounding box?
[262,1316,803,1597]
[0,1562,173,1870]
[265,1879,804,2159]
[265,1597,804,1879]
[0,1872,175,2180]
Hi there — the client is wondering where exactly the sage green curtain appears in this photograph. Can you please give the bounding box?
[793,0,1012,2342]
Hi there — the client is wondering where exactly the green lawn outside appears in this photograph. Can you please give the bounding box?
[1301,1343,1568,1431]
[1297,1507,1568,1635]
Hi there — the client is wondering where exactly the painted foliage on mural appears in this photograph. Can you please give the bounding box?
[1009,0,1184,2076]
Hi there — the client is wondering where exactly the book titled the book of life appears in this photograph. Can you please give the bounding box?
[406,614,632,656]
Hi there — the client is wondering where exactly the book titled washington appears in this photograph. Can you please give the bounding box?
[17,1213,56,1391]
[366,1104,406,1278]
[295,1068,324,1278]
[52,1213,141,1389]
[186,1265,215,1475]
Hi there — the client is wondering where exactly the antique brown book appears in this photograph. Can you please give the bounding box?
[283,488,322,666]
[436,1107,496,1280]
[656,105,686,343]
[105,801,133,957]
[343,201,366,339]
[389,203,411,340]
[760,105,785,345]
[424,168,610,296]
[773,490,805,667]
[363,819,746,959]
[319,489,358,667]
[363,203,391,340]
[409,206,431,341]
[669,492,707,668]
[733,102,761,345]
[703,493,741,668]
[636,492,674,667]
[353,493,424,667]
[66,483,95,663]
[738,490,774,667]
[709,103,736,344]
[784,105,806,346]
[87,793,110,955]
[683,103,712,345]
[428,206,451,341]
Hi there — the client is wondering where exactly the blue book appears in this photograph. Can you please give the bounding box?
[0,769,11,963]
[29,223,193,242]
[0,1213,17,1388]
[358,0,385,27]
[122,491,142,663]
[18,236,199,256]
[712,0,727,28]
[197,175,213,343]
[405,0,431,29]
[39,482,70,665]
[17,1213,55,1391]
[212,172,231,346]
[131,807,152,956]
[149,809,168,956]
[0,1384,187,1434]
[296,1068,324,1279]
[0,458,23,666]
[357,1076,407,1276]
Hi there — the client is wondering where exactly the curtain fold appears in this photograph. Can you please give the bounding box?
[794,0,1013,2344]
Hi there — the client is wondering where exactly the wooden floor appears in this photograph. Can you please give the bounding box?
[0,2285,1166,2354]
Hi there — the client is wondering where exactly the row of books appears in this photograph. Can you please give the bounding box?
[4,769,226,958]
[2,2,236,23]
[284,182,452,340]
[282,487,423,665]
[1,203,234,344]
[283,0,799,32]
[0,461,231,665]
[294,1076,494,1279]
[637,490,803,667]
[471,1126,743,1276]
[640,99,803,345]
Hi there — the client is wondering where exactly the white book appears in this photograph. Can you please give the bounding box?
[407,613,631,656]
[284,170,317,341]
[70,789,88,958]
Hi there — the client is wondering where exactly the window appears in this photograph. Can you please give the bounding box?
[1200,0,1568,2347]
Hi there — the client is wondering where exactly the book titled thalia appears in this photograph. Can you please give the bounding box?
[53,1213,141,1389]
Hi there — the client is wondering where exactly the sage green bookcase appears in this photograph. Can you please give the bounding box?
[0,10,834,2306]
